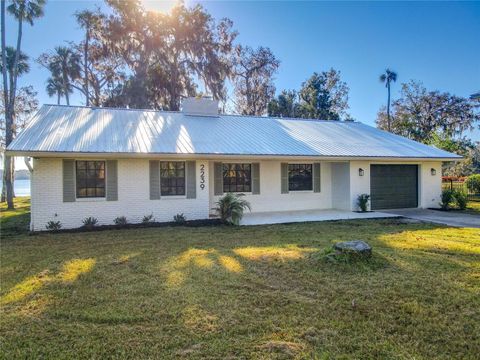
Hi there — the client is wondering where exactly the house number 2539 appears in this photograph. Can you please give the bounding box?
[200,164,206,190]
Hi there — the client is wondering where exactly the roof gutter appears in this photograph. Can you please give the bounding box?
[4,150,463,162]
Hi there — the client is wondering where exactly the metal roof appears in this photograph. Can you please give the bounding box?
[7,104,461,159]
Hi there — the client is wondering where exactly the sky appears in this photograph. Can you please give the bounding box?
[4,0,480,169]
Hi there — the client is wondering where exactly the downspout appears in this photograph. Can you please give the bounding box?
[24,157,34,231]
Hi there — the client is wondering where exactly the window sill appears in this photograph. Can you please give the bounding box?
[288,190,314,193]
[160,195,187,200]
[76,197,106,202]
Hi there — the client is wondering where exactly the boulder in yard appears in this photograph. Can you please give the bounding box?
[333,240,372,257]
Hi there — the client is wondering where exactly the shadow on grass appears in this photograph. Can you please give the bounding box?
[1,207,479,358]
[0,197,30,237]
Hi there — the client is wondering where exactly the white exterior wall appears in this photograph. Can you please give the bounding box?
[209,160,332,214]
[348,160,443,211]
[31,158,210,231]
[31,157,444,231]
[418,161,442,208]
[331,162,350,210]
[349,161,371,211]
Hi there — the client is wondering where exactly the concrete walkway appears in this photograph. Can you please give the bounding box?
[240,209,398,226]
[383,208,480,228]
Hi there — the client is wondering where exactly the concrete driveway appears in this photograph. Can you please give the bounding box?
[383,208,480,228]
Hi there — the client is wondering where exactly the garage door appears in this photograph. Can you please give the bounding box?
[370,165,418,210]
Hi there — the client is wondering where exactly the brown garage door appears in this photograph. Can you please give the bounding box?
[370,165,418,210]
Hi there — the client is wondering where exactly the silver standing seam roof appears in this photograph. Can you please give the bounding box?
[7,104,461,159]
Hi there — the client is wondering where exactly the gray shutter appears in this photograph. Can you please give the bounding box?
[149,160,160,200]
[63,159,75,202]
[313,162,321,193]
[281,163,289,194]
[186,161,196,199]
[252,163,260,195]
[106,160,118,201]
[214,162,223,196]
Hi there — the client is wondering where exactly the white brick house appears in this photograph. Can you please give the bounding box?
[6,98,460,231]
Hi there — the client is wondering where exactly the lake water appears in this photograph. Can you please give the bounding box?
[1,179,31,196]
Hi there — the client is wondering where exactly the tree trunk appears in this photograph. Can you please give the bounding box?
[1,0,17,210]
[9,14,22,110]
[1,156,6,202]
[1,0,7,204]
[387,82,391,132]
[4,155,14,209]
[57,92,60,105]
[84,28,89,106]
[65,88,70,105]
[1,0,8,109]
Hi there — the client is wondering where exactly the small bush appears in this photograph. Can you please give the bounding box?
[213,193,251,225]
[453,190,468,210]
[45,220,62,231]
[82,216,98,228]
[114,216,128,226]
[357,194,370,212]
[439,189,455,210]
[173,213,186,224]
[142,214,155,224]
[465,174,480,193]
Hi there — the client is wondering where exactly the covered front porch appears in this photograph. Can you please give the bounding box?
[240,208,399,226]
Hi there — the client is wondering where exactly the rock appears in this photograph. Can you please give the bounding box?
[333,240,372,257]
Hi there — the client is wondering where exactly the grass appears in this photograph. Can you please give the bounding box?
[1,199,479,359]
[0,196,30,236]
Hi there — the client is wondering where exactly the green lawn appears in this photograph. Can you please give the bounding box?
[1,198,479,359]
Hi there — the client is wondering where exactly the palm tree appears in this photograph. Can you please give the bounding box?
[214,193,251,225]
[7,0,45,110]
[379,69,397,131]
[0,46,29,89]
[48,46,81,105]
[2,0,45,209]
[75,9,102,106]
[46,76,65,105]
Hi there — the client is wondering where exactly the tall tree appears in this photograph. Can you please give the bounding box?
[297,69,350,120]
[38,46,81,105]
[267,90,299,118]
[231,45,279,116]
[46,76,64,104]
[102,0,236,110]
[75,9,100,106]
[379,69,397,131]
[376,80,480,142]
[1,85,38,200]
[2,0,45,209]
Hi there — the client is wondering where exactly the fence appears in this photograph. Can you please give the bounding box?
[442,180,480,201]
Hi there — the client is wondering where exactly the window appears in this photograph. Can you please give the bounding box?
[223,163,251,193]
[76,161,105,198]
[160,161,185,196]
[288,164,312,191]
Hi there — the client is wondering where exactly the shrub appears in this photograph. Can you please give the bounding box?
[82,216,98,228]
[357,194,370,212]
[439,189,455,210]
[142,214,155,224]
[453,190,468,210]
[173,213,186,224]
[213,193,251,225]
[45,220,62,231]
[114,216,128,226]
[465,174,480,193]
